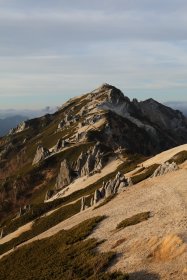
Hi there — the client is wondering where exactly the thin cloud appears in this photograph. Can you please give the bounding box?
[0,0,187,108]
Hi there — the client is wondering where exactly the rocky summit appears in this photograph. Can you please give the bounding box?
[0,84,187,280]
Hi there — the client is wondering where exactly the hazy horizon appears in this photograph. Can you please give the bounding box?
[0,86,187,110]
[0,0,187,109]
[0,94,187,117]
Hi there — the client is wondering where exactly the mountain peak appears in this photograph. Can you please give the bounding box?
[144,98,158,104]
[90,83,130,106]
[91,83,118,92]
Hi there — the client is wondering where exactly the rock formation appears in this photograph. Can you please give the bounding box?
[0,228,4,239]
[93,189,102,204]
[152,161,179,177]
[80,196,86,211]
[75,152,87,174]
[9,121,27,135]
[127,177,133,186]
[75,132,85,143]
[80,171,133,211]
[45,190,56,201]
[19,204,31,217]
[32,145,50,165]
[54,138,66,153]
[90,197,94,207]
[55,159,72,190]
[92,83,187,155]
[76,142,104,177]
[57,120,65,131]
[103,172,129,198]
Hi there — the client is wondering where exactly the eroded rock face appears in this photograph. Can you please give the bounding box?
[80,196,86,211]
[81,154,95,176]
[18,205,31,217]
[45,190,55,201]
[32,145,50,165]
[76,152,87,174]
[0,229,4,239]
[97,84,187,136]
[74,132,85,143]
[80,171,133,211]
[57,113,80,132]
[104,172,129,198]
[94,189,102,204]
[53,143,106,196]
[57,120,64,131]
[55,159,72,190]
[152,162,179,177]
[76,142,104,177]
[54,139,66,153]
[127,177,133,186]
[91,84,187,155]
[9,121,28,135]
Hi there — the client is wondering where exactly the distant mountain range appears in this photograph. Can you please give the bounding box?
[0,115,28,137]
[0,107,56,119]
[164,101,187,116]
[0,107,57,136]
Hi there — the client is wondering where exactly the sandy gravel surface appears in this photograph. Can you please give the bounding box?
[2,167,186,279]
[143,144,187,167]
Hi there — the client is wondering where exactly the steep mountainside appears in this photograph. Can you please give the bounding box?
[0,84,187,220]
[0,84,187,279]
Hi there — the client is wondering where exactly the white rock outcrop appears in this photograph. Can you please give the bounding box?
[152,161,179,177]
[80,171,133,211]
[32,145,50,165]
[55,159,72,190]
[9,121,28,135]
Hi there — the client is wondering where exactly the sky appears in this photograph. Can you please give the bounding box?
[0,0,187,109]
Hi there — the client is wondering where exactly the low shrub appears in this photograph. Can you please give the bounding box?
[131,164,159,184]
[168,150,187,165]
[0,199,81,256]
[111,238,127,249]
[0,216,129,280]
[116,211,151,230]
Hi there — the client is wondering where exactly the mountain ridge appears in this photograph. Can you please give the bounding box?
[0,84,187,220]
[0,84,187,279]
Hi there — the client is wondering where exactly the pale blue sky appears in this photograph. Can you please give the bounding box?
[0,0,187,109]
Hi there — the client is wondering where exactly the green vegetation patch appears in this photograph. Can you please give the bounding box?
[0,199,81,256]
[131,164,159,184]
[116,211,151,230]
[0,216,128,280]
